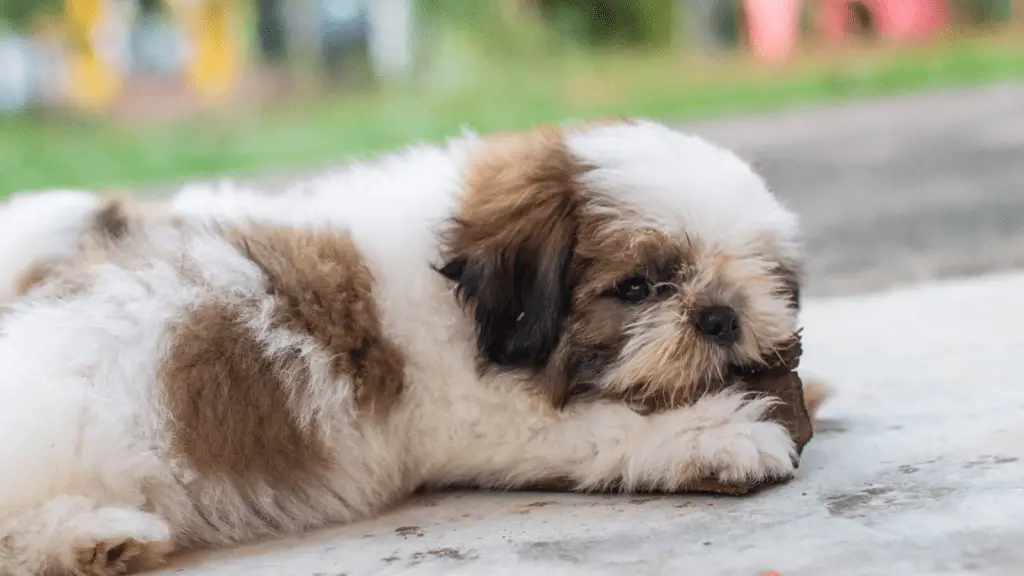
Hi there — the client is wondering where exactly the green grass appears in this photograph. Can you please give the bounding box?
[3,31,1024,196]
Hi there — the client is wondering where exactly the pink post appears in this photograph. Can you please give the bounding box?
[743,0,802,63]
[819,0,849,45]
[816,0,951,45]
[880,0,949,42]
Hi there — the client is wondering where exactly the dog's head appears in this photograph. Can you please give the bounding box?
[439,119,802,410]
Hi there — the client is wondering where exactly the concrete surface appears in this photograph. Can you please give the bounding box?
[152,269,1024,576]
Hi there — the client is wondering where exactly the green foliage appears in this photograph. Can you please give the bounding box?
[414,0,562,64]
[956,0,1016,23]
[540,0,673,48]
[416,0,505,27]
[0,0,64,31]
[415,0,672,52]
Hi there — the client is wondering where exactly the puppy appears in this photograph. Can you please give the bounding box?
[0,120,804,575]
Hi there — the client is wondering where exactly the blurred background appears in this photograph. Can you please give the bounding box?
[0,0,1021,198]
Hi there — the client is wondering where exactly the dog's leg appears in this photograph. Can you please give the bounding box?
[0,495,173,576]
[434,390,795,493]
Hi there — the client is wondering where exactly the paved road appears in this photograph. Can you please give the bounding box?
[684,82,1024,297]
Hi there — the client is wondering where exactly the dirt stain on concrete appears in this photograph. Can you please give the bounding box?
[395,526,424,538]
[827,486,896,516]
[965,455,1018,468]
[405,547,476,566]
[827,484,955,518]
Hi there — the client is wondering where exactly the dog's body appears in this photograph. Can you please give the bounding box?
[0,121,805,575]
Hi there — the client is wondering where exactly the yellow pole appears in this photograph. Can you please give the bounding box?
[65,0,121,109]
[179,0,242,101]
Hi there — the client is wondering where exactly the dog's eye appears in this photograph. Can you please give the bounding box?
[613,275,651,303]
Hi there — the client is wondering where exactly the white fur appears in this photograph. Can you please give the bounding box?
[566,121,799,255]
[0,190,101,303]
[0,121,799,575]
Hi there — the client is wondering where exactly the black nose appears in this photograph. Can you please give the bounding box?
[696,306,741,346]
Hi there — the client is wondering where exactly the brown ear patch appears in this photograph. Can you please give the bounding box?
[160,300,331,484]
[446,126,583,258]
[224,224,406,415]
[439,126,584,405]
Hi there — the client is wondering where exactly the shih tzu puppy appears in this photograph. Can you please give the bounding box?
[0,119,806,576]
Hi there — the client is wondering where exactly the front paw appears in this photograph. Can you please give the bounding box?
[688,422,798,494]
[698,418,795,490]
[693,394,796,489]
[626,392,796,493]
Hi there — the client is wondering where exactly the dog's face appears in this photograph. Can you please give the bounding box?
[440,120,802,410]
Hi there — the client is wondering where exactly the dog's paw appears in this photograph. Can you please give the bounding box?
[64,507,172,576]
[627,391,796,492]
[71,537,169,576]
[693,393,796,487]
[695,417,795,489]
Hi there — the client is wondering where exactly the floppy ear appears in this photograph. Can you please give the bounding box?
[438,128,582,369]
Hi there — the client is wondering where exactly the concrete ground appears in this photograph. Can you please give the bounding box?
[149,84,1024,575]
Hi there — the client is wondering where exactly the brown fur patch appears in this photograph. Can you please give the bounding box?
[224,224,406,415]
[15,261,96,301]
[439,126,585,405]
[12,259,63,298]
[90,193,134,243]
[160,300,331,483]
[451,127,584,258]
